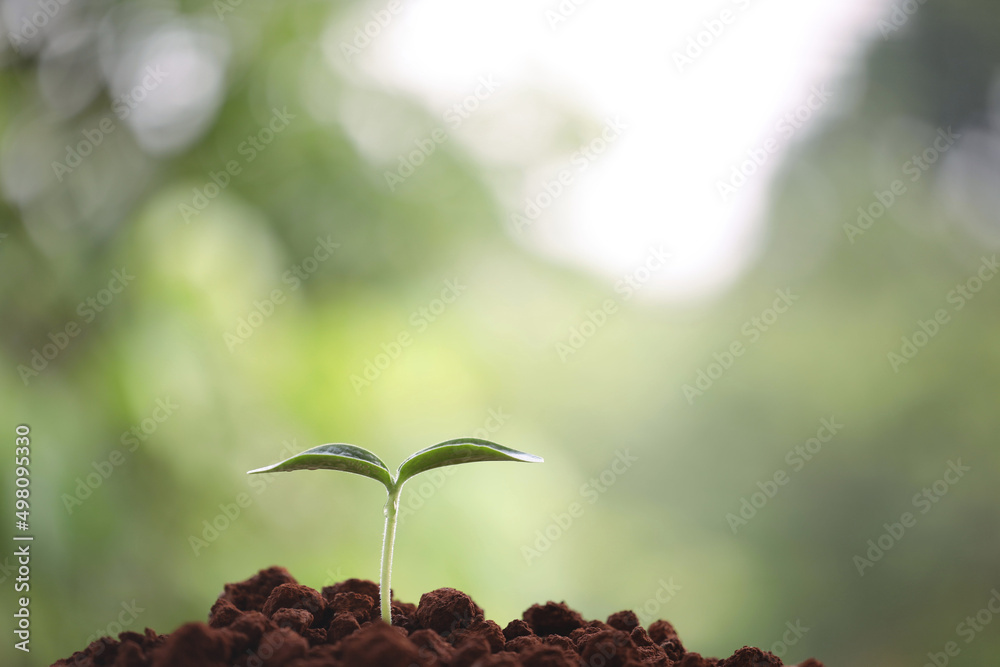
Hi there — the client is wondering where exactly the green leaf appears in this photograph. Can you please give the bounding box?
[396,437,543,486]
[247,443,393,490]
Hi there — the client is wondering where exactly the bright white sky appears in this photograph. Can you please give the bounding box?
[328,0,894,300]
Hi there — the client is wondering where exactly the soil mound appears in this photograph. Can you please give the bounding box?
[54,567,824,667]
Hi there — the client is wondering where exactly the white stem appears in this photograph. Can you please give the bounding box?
[379,485,401,624]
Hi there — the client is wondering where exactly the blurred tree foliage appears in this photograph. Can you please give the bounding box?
[1,0,998,666]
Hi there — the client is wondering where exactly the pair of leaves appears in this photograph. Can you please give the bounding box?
[247,438,543,491]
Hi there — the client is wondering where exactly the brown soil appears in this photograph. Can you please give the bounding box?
[53,567,825,667]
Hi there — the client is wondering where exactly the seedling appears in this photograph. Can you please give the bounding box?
[247,437,543,625]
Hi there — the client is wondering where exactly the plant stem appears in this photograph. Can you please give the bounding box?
[379,484,401,625]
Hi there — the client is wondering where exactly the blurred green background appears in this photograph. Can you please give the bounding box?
[2,0,999,665]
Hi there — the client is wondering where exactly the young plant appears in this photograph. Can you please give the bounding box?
[247,437,543,625]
